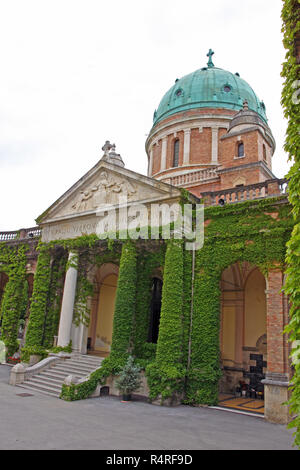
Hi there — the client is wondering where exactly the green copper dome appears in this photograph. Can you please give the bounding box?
[153,52,268,126]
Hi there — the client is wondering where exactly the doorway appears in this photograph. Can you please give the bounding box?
[88,273,118,355]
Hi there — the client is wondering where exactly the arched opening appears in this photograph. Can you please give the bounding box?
[173,139,180,167]
[219,262,267,413]
[148,277,163,344]
[88,265,119,356]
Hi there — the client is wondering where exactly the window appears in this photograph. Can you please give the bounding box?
[237,142,244,158]
[263,144,267,161]
[173,139,180,167]
[223,84,232,93]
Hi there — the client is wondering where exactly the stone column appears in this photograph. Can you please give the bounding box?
[211,127,219,164]
[262,269,290,424]
[183,129,191,165]
[57,252,78,348]
[161,137,167,171]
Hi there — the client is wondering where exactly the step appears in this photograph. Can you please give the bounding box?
[72,356,104,365]
[16,384,59,398]
[13,356,105,400]
[54,365,96,375]
[67,360,103,368]
[42,369,74,379]
[60,361,99,371]
[24,379,62,394]
[69,356,103,364]
[40,370,82,381]
[32,375,65,386]
[16,382,61,397]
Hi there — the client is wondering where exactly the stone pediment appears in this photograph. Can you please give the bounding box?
[37,161,182,225]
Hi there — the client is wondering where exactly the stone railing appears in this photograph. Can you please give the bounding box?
[0,226,41,242]
[201,178,288,207]
[9,353,71,386]
[161,167,219,187]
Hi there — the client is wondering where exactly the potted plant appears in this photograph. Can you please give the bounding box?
[115,356,142,402]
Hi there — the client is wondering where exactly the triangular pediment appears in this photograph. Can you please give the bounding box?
[37,160,182,224]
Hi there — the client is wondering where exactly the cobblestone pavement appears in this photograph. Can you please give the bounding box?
[0,365,295,450]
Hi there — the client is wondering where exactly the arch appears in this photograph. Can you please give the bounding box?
[88,263,119,354]
[220,262,267,396]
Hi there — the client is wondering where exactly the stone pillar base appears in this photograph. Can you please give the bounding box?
[262,374,291,424]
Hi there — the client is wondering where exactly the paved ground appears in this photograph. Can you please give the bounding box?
[0,364,295,450]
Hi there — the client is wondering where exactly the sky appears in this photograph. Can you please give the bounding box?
[0,0,290,231]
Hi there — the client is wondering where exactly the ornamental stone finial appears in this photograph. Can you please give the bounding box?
[102,140,113,157]
[243,99,249,110]
[207,49,215,68]
[101,141,125,167]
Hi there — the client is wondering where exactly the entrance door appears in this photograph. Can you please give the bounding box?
[89,274,118,354]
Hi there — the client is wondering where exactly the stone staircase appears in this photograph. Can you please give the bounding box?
[16,354,104,398]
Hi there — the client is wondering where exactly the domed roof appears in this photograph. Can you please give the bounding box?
[153,50,268,126]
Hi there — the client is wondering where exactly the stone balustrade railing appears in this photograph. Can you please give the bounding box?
[201,178,288,207]
[9,353,71,386]
[161,167,218,187]
[0,226,41,242]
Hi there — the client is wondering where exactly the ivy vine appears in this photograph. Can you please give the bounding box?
[281,0,300,448]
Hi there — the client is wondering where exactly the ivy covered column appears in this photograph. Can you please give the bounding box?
[110,241,137,361]
[25,246,52,348]
[146,239,184,404]
[0,256,27,356]
[185,250,222,406]
[57,251,78,348]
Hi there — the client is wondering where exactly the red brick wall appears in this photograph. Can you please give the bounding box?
[187,181,221,198]
[220,167,266,190]
[190,128,212,165]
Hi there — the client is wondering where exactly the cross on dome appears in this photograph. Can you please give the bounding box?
[207,49,215,68]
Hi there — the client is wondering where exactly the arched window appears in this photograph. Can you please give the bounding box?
[237,142,244,158]
[173,139,180,167]
[263,144,267,161]
[148,278,163,344]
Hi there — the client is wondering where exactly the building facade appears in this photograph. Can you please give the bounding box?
[0,52,294,424]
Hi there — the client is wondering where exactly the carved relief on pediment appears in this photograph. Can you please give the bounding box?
[71,170,137,213]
